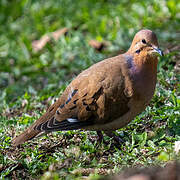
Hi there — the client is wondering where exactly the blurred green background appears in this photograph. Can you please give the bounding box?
[0,0,179,179]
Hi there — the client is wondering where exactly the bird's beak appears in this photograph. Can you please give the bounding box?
[153,47,164,56]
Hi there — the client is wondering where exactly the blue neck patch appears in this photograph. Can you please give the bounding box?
[126,55,134,69]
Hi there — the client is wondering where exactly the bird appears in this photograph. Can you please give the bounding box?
[12,29,163,146]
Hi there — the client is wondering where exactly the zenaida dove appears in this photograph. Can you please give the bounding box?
[12,29,163,146]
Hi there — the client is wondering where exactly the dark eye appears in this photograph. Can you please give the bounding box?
[142,39,146,44]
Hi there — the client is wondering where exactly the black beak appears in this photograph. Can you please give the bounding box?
[153,47,164,56]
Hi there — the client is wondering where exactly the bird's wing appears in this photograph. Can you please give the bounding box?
[34,56,132,132]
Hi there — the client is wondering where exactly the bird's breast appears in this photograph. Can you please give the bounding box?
[131,68,157,104]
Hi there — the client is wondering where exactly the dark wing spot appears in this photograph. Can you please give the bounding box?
[65,89,78,105]
[86,106,91,111]
[73,99,78,104]
[69,106,76,110]
[56,110,60,115]
[83,93,87,97]
[72,89,78,97]
[60,104,65,109]
[66,97,71,104]
[49,107,54,112]
[92,87,103,100]
[83,101,87,106]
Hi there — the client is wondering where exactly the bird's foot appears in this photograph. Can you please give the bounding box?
[104,131,124,144]
[96,131,104,143]
[96,131,124,148]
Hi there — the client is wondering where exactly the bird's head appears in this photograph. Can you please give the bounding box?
[128,29,163,57]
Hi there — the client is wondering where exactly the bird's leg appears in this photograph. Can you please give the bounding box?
[104,131,124,145]
[96,131,124,148]
[96,131,104,143]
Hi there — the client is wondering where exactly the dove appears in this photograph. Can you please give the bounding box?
[12,29,163,146]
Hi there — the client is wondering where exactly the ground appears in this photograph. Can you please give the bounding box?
[0,0,180,179]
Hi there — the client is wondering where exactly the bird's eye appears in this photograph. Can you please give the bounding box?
[142,39,146,44]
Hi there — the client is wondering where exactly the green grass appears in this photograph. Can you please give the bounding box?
[0,0,180,179]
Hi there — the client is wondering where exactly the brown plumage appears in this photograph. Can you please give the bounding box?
[12,29,163,146]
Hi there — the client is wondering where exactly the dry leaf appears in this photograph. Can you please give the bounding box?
[88,40,108,51]
[32,27,68,52]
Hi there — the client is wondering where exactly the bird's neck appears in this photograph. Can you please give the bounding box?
[125,52,158,78]
[134,56,158,77]
[125,52,158,101]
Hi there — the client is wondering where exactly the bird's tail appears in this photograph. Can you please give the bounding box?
[12,128,40,146]
[12,110,54,146]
